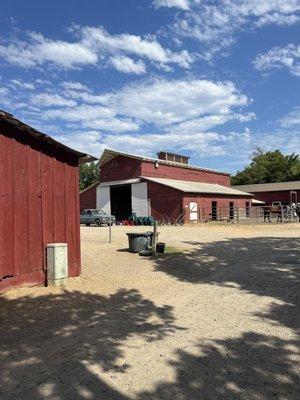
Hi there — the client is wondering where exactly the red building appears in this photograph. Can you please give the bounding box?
[232,182,300,205]
[81,149,251,223]
[80,181,99,213]
[0,110,91,292]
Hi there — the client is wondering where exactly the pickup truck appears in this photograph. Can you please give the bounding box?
[80,209,116,226]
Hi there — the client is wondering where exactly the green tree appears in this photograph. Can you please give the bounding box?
[79,161,100,190]
[231,148,300,185]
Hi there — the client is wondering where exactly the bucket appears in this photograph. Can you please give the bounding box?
[156,242,165,254]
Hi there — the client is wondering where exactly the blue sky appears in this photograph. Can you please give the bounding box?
[0,0,299,173]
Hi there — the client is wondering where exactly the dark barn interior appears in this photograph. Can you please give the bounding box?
[110,185,132,221]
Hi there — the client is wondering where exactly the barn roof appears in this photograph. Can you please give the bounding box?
[141,176,252,196]
[232,181,300,193]
[99,148,230,176]
[252,199,265,205]
[0,110,96,163]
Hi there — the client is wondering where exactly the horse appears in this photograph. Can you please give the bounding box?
[295,203,300,222]
[263,205,284,222]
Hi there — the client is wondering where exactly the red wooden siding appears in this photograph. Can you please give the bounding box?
[141,161,230,186]
[80,184,97,213]
[252,190,300,205]
[148,181,183,222]
[100,155,230,186]
[182,195,250,223]
[0,128,81,292]
[100,155,141,182]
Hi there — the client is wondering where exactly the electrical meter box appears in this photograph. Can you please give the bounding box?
[47,243,68,286]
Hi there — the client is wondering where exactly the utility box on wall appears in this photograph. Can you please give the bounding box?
[47,243,68,286]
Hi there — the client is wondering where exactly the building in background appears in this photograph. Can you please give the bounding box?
[232,182,300,205]
[0,110,92,291]
[81,149,252,223]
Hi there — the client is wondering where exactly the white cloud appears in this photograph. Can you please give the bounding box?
[54,130,105,155]
[80,117,139,132]
[61,81,90,91]
[110,55,146,74]
[253,44,300,76]
[0,32,98,69]
[153,0,190,10]
[0,77,255,158]
[80,25,193,68]
[31,78,250,130]
[279,107,300,127]
[168,112,255,132]
[0,25,193,72]
[0,86,9,97]
[102,79,249,126]
[10,79,35,90]
[172,0,300,58]
[44,104,115,121]
[30,93,77,107]
[43,104,139,132]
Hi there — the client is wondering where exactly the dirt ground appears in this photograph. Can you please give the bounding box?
[1,223,299,399]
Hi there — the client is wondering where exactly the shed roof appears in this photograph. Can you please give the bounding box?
[252,199,265,205]
[141,176,252,196]
[99,148,230,176]
[232,181,300,193]
[0,110,96,163]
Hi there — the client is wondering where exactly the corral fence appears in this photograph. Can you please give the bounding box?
[158,205,300,225]
[200,205,300,224]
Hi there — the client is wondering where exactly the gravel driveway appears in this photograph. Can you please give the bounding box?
[1,224,299,399]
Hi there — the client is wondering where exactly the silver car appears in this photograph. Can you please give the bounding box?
[80,209,116,226]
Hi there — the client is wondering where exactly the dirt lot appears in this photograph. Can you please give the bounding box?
[1,224,299,399]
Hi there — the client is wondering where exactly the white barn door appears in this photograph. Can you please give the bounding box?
[97,185,111,214]
[132,182,149,217]
[189,202,198,222]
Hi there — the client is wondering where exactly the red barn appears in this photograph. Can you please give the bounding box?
[232,182,300,205]
[0,111,91,292]
[81,149,251,223]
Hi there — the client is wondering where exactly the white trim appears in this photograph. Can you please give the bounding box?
[99,178,141,187]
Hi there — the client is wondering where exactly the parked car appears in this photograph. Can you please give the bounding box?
[80,209,116,226]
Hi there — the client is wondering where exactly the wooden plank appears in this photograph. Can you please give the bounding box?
[0,270,45,292]
[13,140,29,276]
[74,166,81,276]
[65,164,79,277]
[0,135,14,279]
[53,158,66,243]
[41,154,54,250]
[27,146,43,272]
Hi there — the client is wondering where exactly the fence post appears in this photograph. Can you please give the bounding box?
[152,222,158,254]
[237,208,240,224]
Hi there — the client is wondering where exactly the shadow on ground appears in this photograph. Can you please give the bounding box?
[154,237,300,330]
[1,237,299,399]
[139,236,299,399]
[0,289,179,399]
[139,332,299,399]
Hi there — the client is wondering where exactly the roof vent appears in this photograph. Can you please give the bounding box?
[157,151,189,164]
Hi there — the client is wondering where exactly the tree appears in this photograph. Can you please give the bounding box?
[231,148,300,185]
[79,161,100,190]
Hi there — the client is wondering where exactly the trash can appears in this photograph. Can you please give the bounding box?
[156,242,165,254]
[126,232,152,253]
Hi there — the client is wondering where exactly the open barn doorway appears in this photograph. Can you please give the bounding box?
[110,185,132,222]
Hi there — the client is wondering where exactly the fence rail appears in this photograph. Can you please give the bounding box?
[157,205,300,225]
[199,205,299,224]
